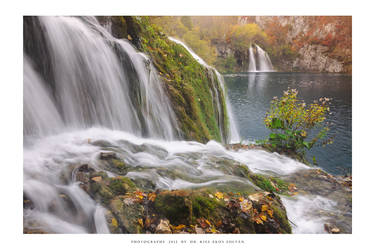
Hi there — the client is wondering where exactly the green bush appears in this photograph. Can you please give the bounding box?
[260,88,333,157]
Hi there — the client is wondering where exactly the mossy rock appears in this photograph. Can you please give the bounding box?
[108,176,136,195]
[99,158,130,175]
[109,197,144,233]
[154,190,193,225]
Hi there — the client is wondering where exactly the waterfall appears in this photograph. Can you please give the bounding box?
[248,44,257,72]
[23,56,64,138]
[168,37,240,143]
[24,16,179,141]
[255,44,274,71]
[248,44,274,72]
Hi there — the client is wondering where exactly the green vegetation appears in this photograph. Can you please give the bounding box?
[227,24,267,54]
[258,88,333,161]
[107,16,229,142]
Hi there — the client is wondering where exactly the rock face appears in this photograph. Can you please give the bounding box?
[235,16,351,73]
[292,45,344,73]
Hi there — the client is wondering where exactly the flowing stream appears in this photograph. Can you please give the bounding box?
[23,17,350,234]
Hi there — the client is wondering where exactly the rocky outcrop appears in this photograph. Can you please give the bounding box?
[293,44,344,73]
[237,16,351,73]
[44,146,293,234]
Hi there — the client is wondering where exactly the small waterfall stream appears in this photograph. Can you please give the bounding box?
[168,37,240,143]
[248,44,274,72]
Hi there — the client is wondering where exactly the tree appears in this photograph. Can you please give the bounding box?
[228,24,267,53]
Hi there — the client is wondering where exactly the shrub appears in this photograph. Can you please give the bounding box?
[260,88,333,157]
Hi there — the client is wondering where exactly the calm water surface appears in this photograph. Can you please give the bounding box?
[225,72,352,175]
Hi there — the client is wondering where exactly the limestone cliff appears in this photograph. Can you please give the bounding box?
[241,16,352,73]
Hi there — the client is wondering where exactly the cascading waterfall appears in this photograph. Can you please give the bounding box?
[248,44,257,72]
[24,16,179,140]
[23,17,350,234]
[248,43,274,72]
[23,56,64,138]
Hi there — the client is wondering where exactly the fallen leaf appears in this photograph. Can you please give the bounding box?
[138,218,144,227]
[148,192,157,202]
[216,220,222,227]
[215,192,224,200]
[91,176,102,182]
[111,218,118,228]
[145,218,151,228]
[260,213,267,221]
[267,209,273,218]
[288,183,297,192]
[205,219,211,226]
[254,217,263,224]
[174,224,186,230]
[261,204,269,212]
[240,199,252,213]
[248,193,263,202]
[135,191,144,200]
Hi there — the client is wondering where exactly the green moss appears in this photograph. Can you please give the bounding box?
[249,174,276,192]
[109,16,230,143]
[270,202,292,233]
[191,194,221,219]
[108,177,136,195]
[112,159,126,169]
[154,190,192,225]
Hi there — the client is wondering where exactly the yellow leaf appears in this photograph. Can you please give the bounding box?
[205,219,211,226]
[111,218,118,228]
[260,214,267,221]
[267,209,273,218]
[254,217,263,224]
[215,192,224,199]
[175,224,186,230]
[138,218,143,227]
[261,204,269,212]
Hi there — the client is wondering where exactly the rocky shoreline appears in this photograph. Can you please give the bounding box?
[24,143,351,234]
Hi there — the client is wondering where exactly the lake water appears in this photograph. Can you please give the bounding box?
[225,72,352,175]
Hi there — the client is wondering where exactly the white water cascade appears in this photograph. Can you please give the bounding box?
[24,16,179,141]
[248,44,274,72]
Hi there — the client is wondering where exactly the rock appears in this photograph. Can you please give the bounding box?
[100,151,117,160]
[195,225,205,234]
[156,219,172,234]
[324,223,340,234]
[77,164,94,172]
